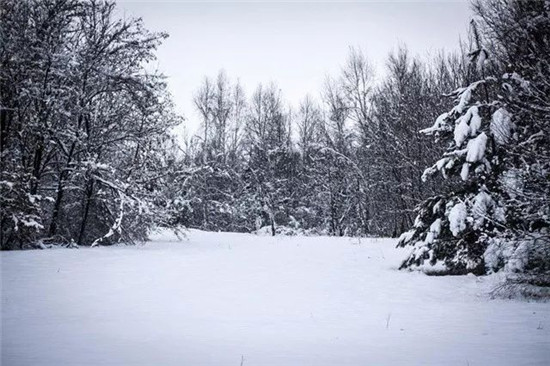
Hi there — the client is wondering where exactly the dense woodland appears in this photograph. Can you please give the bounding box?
[1,0,549,277]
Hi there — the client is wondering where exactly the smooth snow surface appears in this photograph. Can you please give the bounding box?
[2,230,549,366]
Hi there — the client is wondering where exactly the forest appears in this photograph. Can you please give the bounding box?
[1,0,549,279]
[2,1,550,364]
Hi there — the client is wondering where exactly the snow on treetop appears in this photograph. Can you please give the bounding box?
[449,79,484,115]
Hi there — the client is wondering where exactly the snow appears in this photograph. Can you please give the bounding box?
[435,157,448,171]
[476,49,487,71]
[461,162,470,181]
[420,112,448,135]
[397,229,415,245]
[453,87,472,114]
[424,218,442,244]
[449,202,467,236]
[421,159,448,181]
[503,72,530,89]
[454,106,482,147]
[472,190,493,230]
[2,229,550,366]
[432,199,444,214]
[450,80,484,115]
[0,180,15,189]
[27,193,41,204]
[413,215,423,228]
[507,240,530,273]
[501,169,523,199]
[17,217,44,230]
[91,198,124,247]
[466,132,488,163]
[484,238,513,273]
[484,238,529,274]
[10,215,44,232]
[491,108,513,145]
[469,106,482,136]
[454,116,470,147]
[421,165,436,182]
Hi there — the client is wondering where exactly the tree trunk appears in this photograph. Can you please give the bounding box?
[77,177,95,245]
[48,143,76,237]
[30,142,43,195]
[48,172,66,237]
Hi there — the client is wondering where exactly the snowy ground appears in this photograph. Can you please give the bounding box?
[2,230,549,366]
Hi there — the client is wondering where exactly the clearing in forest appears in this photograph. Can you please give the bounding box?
[2,230,549,365]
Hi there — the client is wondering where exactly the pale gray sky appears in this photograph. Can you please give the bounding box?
[116,1,472,137]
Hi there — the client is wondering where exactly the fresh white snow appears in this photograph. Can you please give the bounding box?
[2,230,549,366]
[419,111,449,135]
[453,106,482,147]
[466,132,488,164]
[491,108,513,145]
[454,116,470,147]
[461,162,471,181]
[424,218,442,245]
[449,202,468,237]
[472,190,494,230]
[469,106,482,136]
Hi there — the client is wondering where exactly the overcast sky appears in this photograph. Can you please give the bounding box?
[116,1,473,137]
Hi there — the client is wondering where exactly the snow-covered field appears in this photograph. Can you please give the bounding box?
[2,230,549,366]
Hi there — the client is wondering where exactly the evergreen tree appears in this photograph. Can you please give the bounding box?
[398,0,550,275]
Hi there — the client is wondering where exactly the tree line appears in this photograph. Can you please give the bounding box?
[177,48,464,238]
[177,0,549,276]
[2,0,548,280]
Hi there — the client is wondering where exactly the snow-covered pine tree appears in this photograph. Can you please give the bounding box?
[398,0,550,275]
[397,20,507,274]
[474,0,550,276]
